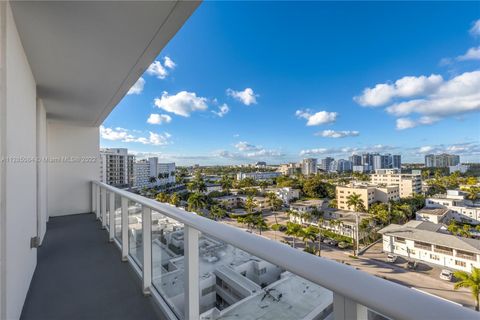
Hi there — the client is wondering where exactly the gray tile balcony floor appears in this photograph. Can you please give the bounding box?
[21,213,164,320]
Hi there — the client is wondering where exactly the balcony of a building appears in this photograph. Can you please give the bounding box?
[0,1,478,320]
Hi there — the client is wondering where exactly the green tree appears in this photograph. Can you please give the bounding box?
[285,222,303,248]
[346,193,365,212]
[156,192,170,203]
[220,175,233,193]
[169,192,180,207]
[454,267,480,311]
[253,215,268,235]
[210,205,226,221]
[245,196,257,214]
[187,192,207,212]
[466,187,480,201]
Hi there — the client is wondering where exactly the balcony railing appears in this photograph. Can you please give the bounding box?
[92,181,477,320]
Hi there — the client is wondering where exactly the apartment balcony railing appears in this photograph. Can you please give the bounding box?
[92,181,476,320]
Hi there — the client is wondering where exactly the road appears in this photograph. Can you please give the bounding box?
[222,210,475,310]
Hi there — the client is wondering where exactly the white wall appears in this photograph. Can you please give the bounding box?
[47,121,99,216]
[4,3,38,318]
[36,99,47,243]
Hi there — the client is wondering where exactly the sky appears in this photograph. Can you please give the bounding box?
[101,2,480,165]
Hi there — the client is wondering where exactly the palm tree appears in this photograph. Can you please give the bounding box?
[346,193,365,212]
[454,267,480,311]
[285,222,302,248]
[317,217,324,256]
[220,175,233,193]
[244,196,257,215]
[149,176,157,184]
[169,192,180,207]
[155,192,169,203]
[259,180,269,192]
[187,192,206,213]
[267,192,283,227]
[210,205,226,221]
[466,187,480,201]
[301,226,318,251]
[254,215,268,235]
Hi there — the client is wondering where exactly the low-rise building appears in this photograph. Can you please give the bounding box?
[370,169,422,198]
[336,183,400,211]
[213,195,270,212]
[379,220,480,272]
[290,199,327,214]
[449,164,470,174]
[415,208,450,224]
[266,187,300,204]
[426,190,480,225]
[236,172,281,181]
[204,183,222,194]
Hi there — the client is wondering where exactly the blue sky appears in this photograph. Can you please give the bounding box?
[101,2,480,165]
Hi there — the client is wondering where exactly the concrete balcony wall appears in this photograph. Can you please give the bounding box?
[2,3,37,319]
[47,121,99,217]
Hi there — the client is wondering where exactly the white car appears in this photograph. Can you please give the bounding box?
[386,253,398,263]
[440,269,453,281]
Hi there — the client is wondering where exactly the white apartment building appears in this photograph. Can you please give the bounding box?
[425,190,480,225]
[449,164,470,174]
[415,208,450,224]
[336,183,400,211]
[133,157,175,189]
[352,164,371,173]
[267,187,300,204]
[290,199,327,214]
[370,169,422,198]
[380,221,480,272]
[301,158,318,175]
[236,171,281,181]
[100,148,134,187]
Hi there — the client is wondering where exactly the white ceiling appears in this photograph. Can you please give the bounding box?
[11,0,200,126]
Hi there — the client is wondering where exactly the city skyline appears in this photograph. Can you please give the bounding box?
[100,2,480,165]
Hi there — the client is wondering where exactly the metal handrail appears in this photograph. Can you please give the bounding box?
[93,181,478,320]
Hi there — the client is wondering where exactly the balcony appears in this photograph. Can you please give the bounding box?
[25,181,469,320]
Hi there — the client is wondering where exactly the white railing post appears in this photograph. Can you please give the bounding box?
[101,187,107,228]
[109,191,115,241]
[95,184,100,219]
[91,182,95,213]
[333,292,368,320]
[142,206,152,295]
[184,226,199,320]
[121,196,129,261]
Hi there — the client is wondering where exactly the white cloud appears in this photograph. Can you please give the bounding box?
[470,19,480,36]
[296,109,337,126]
[127,77,145,95]
[299,148,330,156]
[395,116,439,130]
[147,114,172,125]
[154,91,208,117]
[456,46,480,61]
[354,74,443,107]
[146,56,176,79]
[164,56,176,69]
[386,71,480,117]
[100,126,171,146]
[316,130,359,138]
[416,142,480,156]
[234,141,261,152]
[226,88,258,106]
[212,104,229,117]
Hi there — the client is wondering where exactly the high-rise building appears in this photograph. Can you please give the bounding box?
[133,157,176,189]
[302,158,318,175]
[330,159,353,172]
[349,154,362,166]
[100,148,134,187]
[361,153,374,167]
[320,157,333,171]
[425,154,460,168]
[372,154,401,170]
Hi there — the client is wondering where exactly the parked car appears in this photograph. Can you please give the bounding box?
[386,253,398,263]
[406,260,417,270]
[440,269,453,281]
[323,238,333,245]
[338,241,349,249]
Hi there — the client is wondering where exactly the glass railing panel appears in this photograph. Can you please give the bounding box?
[114,193,122,241]
[150,209,185,319]
[128,200,143,269]
[196,233,333,320]
[105,191,110,229]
